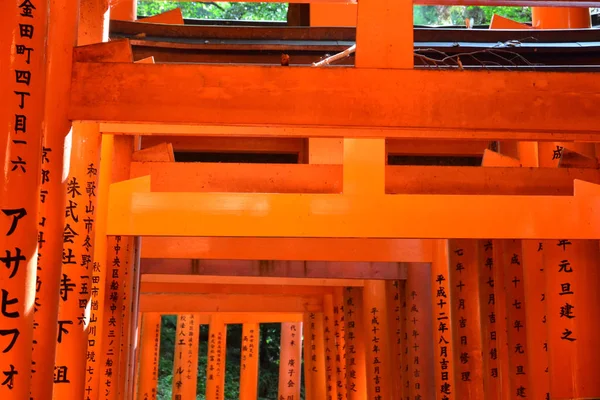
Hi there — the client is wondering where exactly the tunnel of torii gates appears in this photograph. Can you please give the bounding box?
[2,0,600,399]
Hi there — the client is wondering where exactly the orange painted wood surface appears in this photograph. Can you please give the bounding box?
[343,287,367,399]
[322,294,338,400]
[545,239,600,399]
[448,240,484,399]
[306,312,327,399]
[70,63,600,138]
[406,263,435,400]
[138,9,183,24]
[521,240,549,400]
[171,314,200,399]
[240,323,259,400]
[278,322,303,400]
[136,313,161,400]
[332,288,347,399]
[432,241,456,400]
[492,240,511,400]
[478,240,500,400]
[386,280,404,400]
[206,317,227,400]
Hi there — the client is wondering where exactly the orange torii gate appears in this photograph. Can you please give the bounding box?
[2,0,600,399]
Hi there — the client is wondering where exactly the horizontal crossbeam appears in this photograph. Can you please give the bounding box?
[71,63,600,141]
[108,177,600,239]
[142,274,367,287]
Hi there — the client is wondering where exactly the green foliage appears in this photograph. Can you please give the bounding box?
[137,1,288,21]
[414,5,531,25]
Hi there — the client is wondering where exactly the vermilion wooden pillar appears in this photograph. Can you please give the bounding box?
[478,240,500,400]
[278,322,302,400]
[363,280,393,400]
[500,240,529,399]
[240,323,259,400]
[110,0,137,21]
[323,294,338,400]
[343,287,367,399]
[171,314,200,400]
[136,313,161,400]
[303,313,314,400]
[386,280,403,400]
[492,240,511,399]
[406,263,434,400]
[448,240,484,399]
[206,317,227,400]
[521,240,549,400]
[544,239,600,399]
[306,312,327,399]
[431,241,455,400]
[1,1,48,398]
[332,287,347,399]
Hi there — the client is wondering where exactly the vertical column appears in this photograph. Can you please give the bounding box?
[171,314,199,400]
[545,239,600,399]
[432,241,455,400]
[323,294,338,400]
[1,0,48,398]
[332,288,347,400]
[406,263,434,400]
[363,280,392,400]
[521,240,549,400]
[31,0,78,399]
[448,240,484,399]
[118,238,136,400]
[478,240,500,400]
[501,240,529,399]
[492,240,510,399]
[303,313,313,400]
[278,322,302,400]
[206,316,227,400]
[136,313,161,400]
[53,122,101,400]
[308,312,327,398]
[401,281,410,400]
[240,323,259,400]
[343,287,367,399]
[386,280,403,400]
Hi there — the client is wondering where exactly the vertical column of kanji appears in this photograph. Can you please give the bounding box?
[323,294,338,400]
[501,240,529,399]
[521,240,549,400]
[448,240,484,398]
[30,0,77,398]
[122,235,142,400]
[0,0,47,398]
[278,322,302,400]
[171,314,200,400]
[432,240,455,400]
[406,263,434,400]
[332,287,347,400]
[386,280,403,400]
[240,323,259,400]
[135,313,161,400]
[343,287,367,399]
[363,280,392,400]
[302,313,314,400]
[206,316,227,400]
[492,240,510,399]
[52,121,101,400]
[545,239,600,399]
[401,280,410,400]
[116,237,134,400]
[309,312,327,398]
[478,240,500,400]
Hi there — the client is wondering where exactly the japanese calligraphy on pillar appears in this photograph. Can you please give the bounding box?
[432,242,453,400]
[279,322,302,400]
[387,280,404,399]
[171,314,199,400]
[332,287,347,400]
[1,1,47,398]
[101,236,122,399]
[343,287,366,399]
[502,240,528,399]
[478,240,499,399]
[207,318,227,400]
[240,323,259,400]
[449,240,483,399]
[137,313,162,400]
[323,294,337,400]
[406,263,434,400]
[522,240,549,400]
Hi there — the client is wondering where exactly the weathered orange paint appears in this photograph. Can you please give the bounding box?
[448,240,484,399]
[544,239,600,399]
[521,240,549,400]
[278,322,303,400]
[110,0,136,21]
[406,263,434,400]
[136,313,161,400]
[431,241,455,400]
[492,240,510,399]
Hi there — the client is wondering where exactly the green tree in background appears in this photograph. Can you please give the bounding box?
[138,0,531,25]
